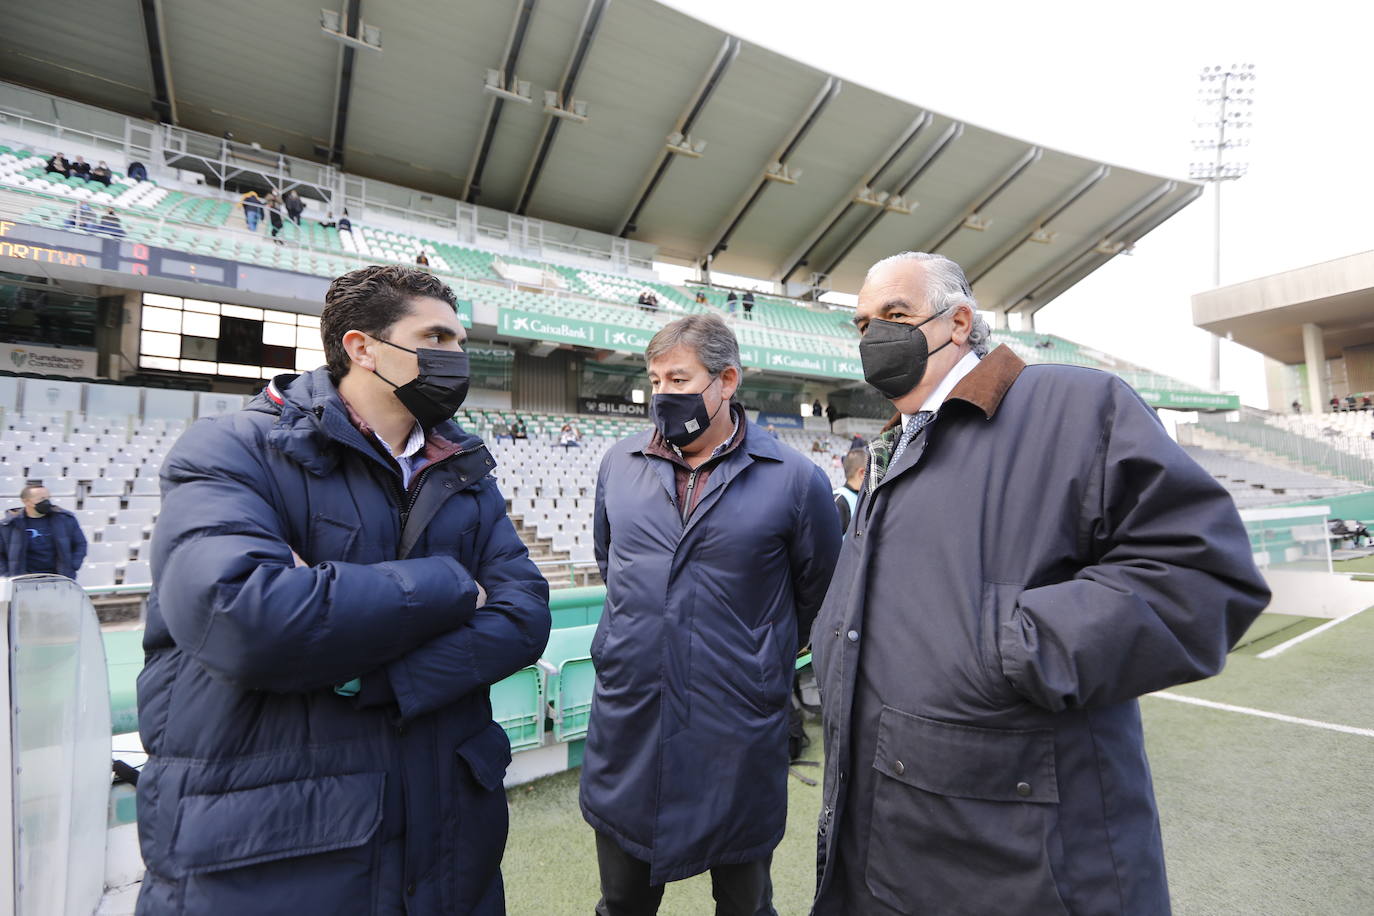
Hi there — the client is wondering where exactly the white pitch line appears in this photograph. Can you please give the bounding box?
[1257,604,1372,659]
[1148,691,1374,739]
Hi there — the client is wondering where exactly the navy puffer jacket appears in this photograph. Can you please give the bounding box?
[135,367,550,915]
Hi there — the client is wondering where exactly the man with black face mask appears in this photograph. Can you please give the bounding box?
[0,484,87,579]
[136,265,550,915]
[809,252,1269,915]
[581,313,841,916]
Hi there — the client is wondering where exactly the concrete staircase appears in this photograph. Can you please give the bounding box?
[507,510,600,589]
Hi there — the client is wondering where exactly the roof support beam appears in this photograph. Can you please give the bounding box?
[325,0,363,167]
[139,0,178,124]
[1015,183,1202,315]
[817,121,964,279]
[514,0,610,215]
[912,145,1042,255]
[464,0,539,203]
[616,36,740,237]
[997,180,1180,314]
[965,164,1109,288]
[702,76,841,264]
[777,112,931,285]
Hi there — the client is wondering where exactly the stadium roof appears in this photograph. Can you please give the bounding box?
[0,0,1200,312]
[1192,249,1374,364]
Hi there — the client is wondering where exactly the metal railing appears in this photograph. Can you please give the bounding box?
[1192,415,1374,487]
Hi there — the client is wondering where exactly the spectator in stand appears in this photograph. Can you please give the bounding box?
[416,251,431,267]
[825,401,839,431]
[559,422,582,449]
[90,161,113,186]
[264,191,285,244]
[319,210,337,229]
[45,152,71,177]
[337,208,353,234]
[812,397,823,418]
[240,190,264,233]
[66,202,97,231]
[1291,399,1302,414]
[1346,395,1358,411]
[126,160,148,182]
[1362,395,1372,411]
[832,447,867,534]
[70,156,91,180]
[811,438,824,453]
[491,419,513,442]
[742,290,755,320]
[725,290,738,316]
[849,432,867,450]
[283,188,305,225]
[98,208,125,238]
[512,419,528,440]
[695,291,708,306]
[0,485,87,579]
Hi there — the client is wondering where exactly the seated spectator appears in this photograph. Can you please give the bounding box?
[416,251,431,267]
[45,152,71,177]
[126,160,148,182]
[70,156,91,180]
[637,291,654,312]
[512,420,528,439]
[337,209,353,233]
[1291,399,1302,414]
[491,420,513,442]
[0,485,87,579]
[811,439,824,453]
[1330,396,1341,411]
[1346,395,1358,410]
[695,291,708,306]
[98,208,125,238]
[319,210,337,229]
[90,161,113,186]
[1363,396,1372,411]
[559,422,582,449]
[849,433,867,450]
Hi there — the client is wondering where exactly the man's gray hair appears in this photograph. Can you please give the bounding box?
[645,313,741,376]
[865,251,993,357]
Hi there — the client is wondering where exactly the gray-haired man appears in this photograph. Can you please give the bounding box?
[581,313,841,915]
[810,252,1268,914]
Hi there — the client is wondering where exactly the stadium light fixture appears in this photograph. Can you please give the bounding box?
[320,9,382,53]
[962,213,992,232]
[543,90,590,123]
[763,162,803,185]
[483,69,533,104]
[666,133,707,158]
[1028,227,1058,244]
[1192,62,1256,390]
[884,194,917,216]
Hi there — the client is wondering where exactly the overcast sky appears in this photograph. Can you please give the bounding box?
[659,0,1374,408]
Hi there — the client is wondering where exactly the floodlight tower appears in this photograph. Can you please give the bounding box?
[1191,63,1255,392]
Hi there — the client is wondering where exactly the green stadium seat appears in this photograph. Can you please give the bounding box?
[491,665,544,751]
[538,624,598,742]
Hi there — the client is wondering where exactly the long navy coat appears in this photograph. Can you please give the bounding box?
[581,419,841,884]
[810,347,1270,915]
[0,505,86,577]
[135,368,550,915]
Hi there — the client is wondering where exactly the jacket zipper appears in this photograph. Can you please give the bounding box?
[680,467,701,524]
[395,445,481,528]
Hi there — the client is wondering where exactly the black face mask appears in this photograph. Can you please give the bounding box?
[33,499,52,516]
[859,315,952,400]
[651,376,724,448]
[373,339,470,428]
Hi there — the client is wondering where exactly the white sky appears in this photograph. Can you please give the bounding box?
[658,0,1374,407]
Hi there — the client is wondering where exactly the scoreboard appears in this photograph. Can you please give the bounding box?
[138,293,325,380]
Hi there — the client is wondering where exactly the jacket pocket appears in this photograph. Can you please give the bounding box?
[865,706,1069,915]
[448,722,511,909]
[307,513,359,564]
[170,772,385,912]
[980,580,1030,708]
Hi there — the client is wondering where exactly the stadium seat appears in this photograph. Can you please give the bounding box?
[77,563,118,587]
[122,560,152,586]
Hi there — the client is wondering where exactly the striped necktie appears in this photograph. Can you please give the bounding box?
[890,410,935,467]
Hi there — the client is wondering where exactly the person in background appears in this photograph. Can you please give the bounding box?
[70,155,91,180]
[45,152,70,177]
[337,208,353,234]
[825,401,839,431]
[582,313,840,916]
[319,210,337,229]
[812,398,823,418]
[1362,395,1372,411]
[0,485,87,579]
[1346,395,1358,410]
[134,264,550,914]
[283,188,305,225]
[811,438,824,453]
[1291,399,1302,414]
[512,419,529,440]
[559,422,582,449]
[90,161,113,186]
[848,432,866,450]
[1330,396,1341,411]
[66,201,97,231]
[725,290,738,316]
[264,191,285,244]
[416,250,431,267]
[809,251,1269,915]
[127,160,148,182]
[491,419,513,442]
[695,291,708,306]
[241,189,263,233]
[98,207,125,238]
[742,290,755,321]
[831,448,866,535]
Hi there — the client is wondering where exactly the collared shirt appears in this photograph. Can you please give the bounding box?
[901,348,982,428]
[372,422,427,489]
[645,402,748,521]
